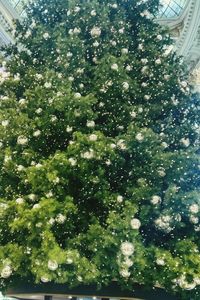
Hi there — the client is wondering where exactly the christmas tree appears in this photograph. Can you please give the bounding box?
[0,0,199,298]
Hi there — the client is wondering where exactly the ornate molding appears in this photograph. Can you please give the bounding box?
[158,0,200,71]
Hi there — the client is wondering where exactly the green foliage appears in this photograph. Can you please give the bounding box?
[0,0,199,298]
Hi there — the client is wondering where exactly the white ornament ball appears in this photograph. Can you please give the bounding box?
[126,65,132,71]
[122,82,129,90]
[161,142,168,149]
[181,81,187,88]
[117,195,123,203]
[17,136,28,145]
[180,138,190,147]
[16,197,24,204]
[33,130,41,137]
[86,120,95,128]
[194,278,200,285]
[41,276,50,283]
[89,134,98,141]
[189,216,199,224]
[112,4,118,9]
[121,48,128,54]
[77,275,83,282]
[74,6,81,13]
[74,92,82,99]
[44,82,52,88]
[111,40,117,46]
[130,218,141,230]
[36,107,43,114]
[120,269,131,278]
[124,258,133,267]
[1,120,9,127]
[48,260,58,271]
[155,58,161,65]
[91,10,96,16]
[144,95,151,100]
[157,167,166,177]
[68,158,77,166]
[93,41,99,47]
[66,258,73,264]
[189,204,199,214]
[151,195,161,205]
[157,35,162,40]
[111,63,119,71]
[141,58,148,64]
[66,126,73,132]
[1,265,12,278]
[120,242,134,256]
[135,133,144,142]
[43,32,50,40]
[90,27,101,38]
[156,258,165,266]
[56,214,66,224]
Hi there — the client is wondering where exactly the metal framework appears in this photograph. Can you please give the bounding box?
[159,0,187,18]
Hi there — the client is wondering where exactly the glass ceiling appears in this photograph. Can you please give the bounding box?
[159,0,187,18]
[8,0,27,16]
[8,0,187,19]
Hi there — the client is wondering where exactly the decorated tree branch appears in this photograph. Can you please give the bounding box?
[0,0,199,299]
